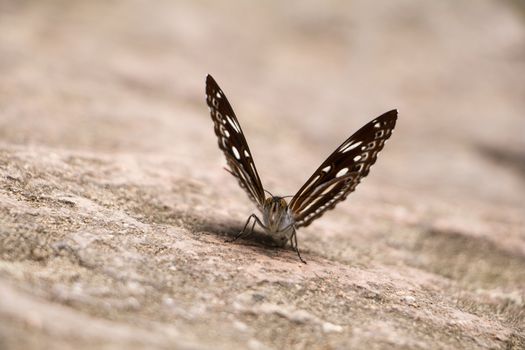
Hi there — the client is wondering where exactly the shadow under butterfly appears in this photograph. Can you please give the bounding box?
[205,74,397,263]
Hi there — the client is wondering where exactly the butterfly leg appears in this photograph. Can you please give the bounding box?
[226,214,263,243]
[290,228,306,264]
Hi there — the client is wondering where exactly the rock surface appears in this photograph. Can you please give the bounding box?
[0,1,524,349]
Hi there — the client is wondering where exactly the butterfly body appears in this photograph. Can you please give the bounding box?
[261,196,295,246]
[205,74,397,263]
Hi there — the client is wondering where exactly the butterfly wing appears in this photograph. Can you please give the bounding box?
[205,75,266,208]
[289,110,398,228]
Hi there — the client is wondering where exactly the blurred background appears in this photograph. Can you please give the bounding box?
[0,1,524,349]
[1,0,523,204]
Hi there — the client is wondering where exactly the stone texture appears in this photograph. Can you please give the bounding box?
[0,1,524,349]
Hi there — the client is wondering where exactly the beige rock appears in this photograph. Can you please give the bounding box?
[0,1,524,349]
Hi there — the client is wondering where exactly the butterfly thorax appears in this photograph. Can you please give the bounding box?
[262,197,295,241]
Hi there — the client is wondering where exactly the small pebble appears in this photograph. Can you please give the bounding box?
[401,295,416,304]
[322,322,343,333]
[233,320,248,332]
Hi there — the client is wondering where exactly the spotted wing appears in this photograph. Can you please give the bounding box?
[205,74,266,208]
[289,110,398,228]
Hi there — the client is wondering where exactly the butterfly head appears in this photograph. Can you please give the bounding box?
[263,196,288,212]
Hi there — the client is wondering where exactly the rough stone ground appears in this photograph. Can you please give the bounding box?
[0,1,524,349]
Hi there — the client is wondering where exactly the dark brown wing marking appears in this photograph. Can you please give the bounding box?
[205,75,266,207]
[289,110,397,227]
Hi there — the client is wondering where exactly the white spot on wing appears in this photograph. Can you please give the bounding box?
[321,166,331,173]
[232,146,241,160]
[244,150,250,157]
[353,155,362,162]
[308,175,321,187]
[336,168,349,177]
[226,115,241,133]
[298,174,320,198]
[321,182,338,195]
[341,141,362,153]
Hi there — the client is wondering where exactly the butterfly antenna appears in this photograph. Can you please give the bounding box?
[264,189,274,197]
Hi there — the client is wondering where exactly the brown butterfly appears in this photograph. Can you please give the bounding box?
[205,74,397,263]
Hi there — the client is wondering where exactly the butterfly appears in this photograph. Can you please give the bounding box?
[205,74,397,263]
